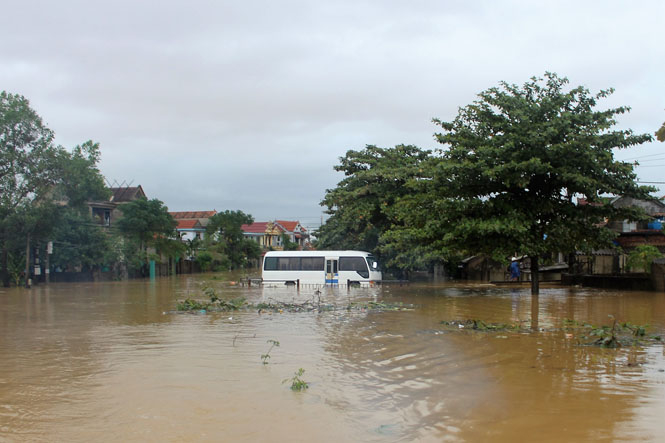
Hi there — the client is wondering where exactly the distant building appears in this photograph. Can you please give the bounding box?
[574,195,665,275]
[88,185,147,227]
[241,221,286,249]
[607,196,665,233]
[241,220,310,250]
[170,211,216,241]
[274,220,310,249]
[174,219,205,241]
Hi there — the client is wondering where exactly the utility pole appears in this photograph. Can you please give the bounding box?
[45,241,52,284]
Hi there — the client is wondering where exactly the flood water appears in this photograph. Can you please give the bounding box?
[1,275,664,442]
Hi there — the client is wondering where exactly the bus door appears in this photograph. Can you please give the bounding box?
[325,259,338,285]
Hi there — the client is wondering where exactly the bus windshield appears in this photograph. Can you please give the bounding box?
[365,256,380,271]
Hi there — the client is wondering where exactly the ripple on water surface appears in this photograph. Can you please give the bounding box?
[0,278,664,442]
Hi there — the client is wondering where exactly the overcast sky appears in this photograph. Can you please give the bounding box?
[2,0,664,231]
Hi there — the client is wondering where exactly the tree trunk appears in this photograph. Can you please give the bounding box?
[1,246,9,287]
[25,233,31,288]
[530,292,540,332]
[530,255,539,295]
[44,246,50,284]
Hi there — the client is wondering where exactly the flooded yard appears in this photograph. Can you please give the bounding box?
[1,275,664,442]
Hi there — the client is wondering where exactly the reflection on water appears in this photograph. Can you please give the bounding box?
[1,277,664,442]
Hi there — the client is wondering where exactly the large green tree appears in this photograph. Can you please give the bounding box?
[316,144,430,273]
[0,91,60,286]
[115,198,181,273]
[49,210,118,275]
[54,140,110,209]
[2,200,60,285]
[47,141,116,276]
[427,73,654,294]
[204,210,261,270]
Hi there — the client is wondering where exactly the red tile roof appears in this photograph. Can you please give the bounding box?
[170,211,216,219]
[176,219,202,229]
[241,222,285,234]
[275,220,301,232]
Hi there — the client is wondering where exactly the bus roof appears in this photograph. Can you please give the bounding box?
[263,250,373,257]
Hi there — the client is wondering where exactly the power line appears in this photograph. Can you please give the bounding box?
[618,152,665,161]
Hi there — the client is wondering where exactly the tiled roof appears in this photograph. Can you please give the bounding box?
[170,211,216,219]
[176,219,202,230]
[242,222,268,233]
[241,222,285,234]
[109,186,146,202]
[275,220,301,232]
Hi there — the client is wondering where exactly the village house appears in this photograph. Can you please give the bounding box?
[574,195,665,275]
[241,220,310,250]
[169,211,216,241]
[241,221,285,249]
[173,219,204,241]
[88,185,147,227]
[459,195,665,283]
[274,220,310,249]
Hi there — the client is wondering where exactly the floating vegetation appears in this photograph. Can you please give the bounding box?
[563,316,662,348]
[261,339,280,365]
[256,299,330,313]
[176,298,210,311]
[439,317,662,348]
[175,287,247,312]
[350,301,413,311]
[440,319,529,332]
[283,368,308,391]
[174,288,414,314]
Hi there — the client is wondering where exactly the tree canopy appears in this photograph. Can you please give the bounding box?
[54,140,110,210]
[47,140,116,273]
[316,144,430,273]
[428,73,654,293]
[1,92,61,286]
[115,198,177,247]
[656,120,665,142]
[49,209,118,272]
[316,73,654,289]
[0,91,59,213]
[204,210,261,270]
[114,197,185,275]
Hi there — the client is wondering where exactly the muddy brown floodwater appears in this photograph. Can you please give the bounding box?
[1,275,664,442]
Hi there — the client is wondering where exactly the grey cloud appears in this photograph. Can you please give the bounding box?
[2,0,664,224]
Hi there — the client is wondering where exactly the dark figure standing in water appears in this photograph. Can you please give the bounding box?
[509,258,520,281]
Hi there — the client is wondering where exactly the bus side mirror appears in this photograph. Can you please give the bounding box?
[372,262,378,269]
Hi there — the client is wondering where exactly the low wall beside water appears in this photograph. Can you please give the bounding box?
[652,260,665,292]
[562,273,654,291]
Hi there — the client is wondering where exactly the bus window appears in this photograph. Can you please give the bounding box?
[278,257,301,270]
[264,257,278,270]
[301,257,324,270]
[339,257,369,278]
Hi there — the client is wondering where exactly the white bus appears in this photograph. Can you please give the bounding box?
[262,250,382,287]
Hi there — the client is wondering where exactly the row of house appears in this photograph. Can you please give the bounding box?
[88,185,311,251]
[168,212,311,250]
[240,220,310,249]
[461,195,665,282]
[90,185,664,285]
[578,195,665,275]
